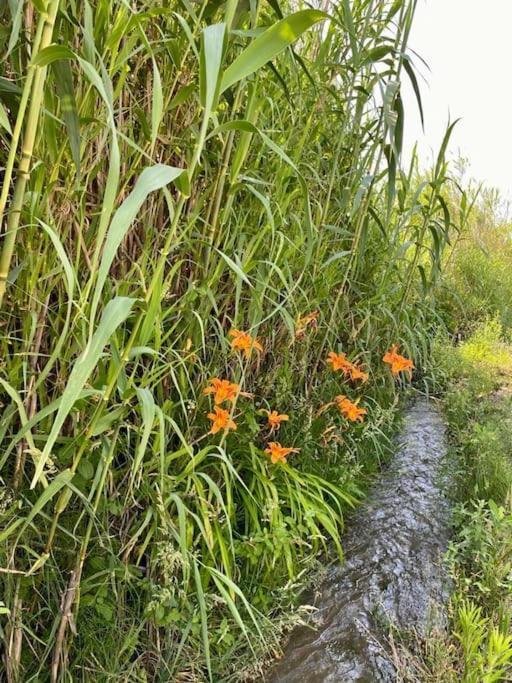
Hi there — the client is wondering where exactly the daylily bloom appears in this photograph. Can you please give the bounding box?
[327,351,368,383]
[228,329,263,358]
[203,377,240,405]
[264,441,300,464]
[336,395,367,423]
[327,351,353,374]
[207,406,237,434]
[295,310,319,339]
[263,409,289,432]
[349,365,369,383]
[383,345,414,377]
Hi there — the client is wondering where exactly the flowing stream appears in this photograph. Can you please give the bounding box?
[265,399,451,682]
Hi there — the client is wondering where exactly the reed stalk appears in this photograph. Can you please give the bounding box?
[0,0,61,305]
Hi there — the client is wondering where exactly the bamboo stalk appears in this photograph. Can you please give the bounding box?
[0,0,62,306]
[0,14,45,237]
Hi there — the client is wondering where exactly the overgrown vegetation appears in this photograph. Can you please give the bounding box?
[0,0,489,681]
[393,321,512,682]
[439,181,512,336]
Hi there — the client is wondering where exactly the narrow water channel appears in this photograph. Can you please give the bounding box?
[265,399,451,682]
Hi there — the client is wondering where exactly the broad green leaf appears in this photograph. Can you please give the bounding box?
[7,0,23,57]
[32,45,75,67]
[0,102,12,134]
[322,250,351,269]
[83,0,95,63]
[342,0,358,62]
[132,388,156,481]
[31,297,135,488]
[29,0,46,11]
[220,10,327,94]
[0,77,21,95]
[35,220,76,389]
[173,12,200,62]
[91,406,127,436]
[169,83,195,110]
[435,119,459,179]
[151,59,163,146]
[12,390,99,447]
[53,60,81,176]
[90,164,185,325]
[403,55,424,128]
[39,220,75,299]
[244,183,275,230]
[230,82,261,182]
[215,248,252,286]
[363,44,394,65]
[77,56,121,293]
[200,23,226,115]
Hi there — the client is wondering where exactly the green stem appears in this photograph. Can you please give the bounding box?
[0,6,46,242]
[0,0,62,306]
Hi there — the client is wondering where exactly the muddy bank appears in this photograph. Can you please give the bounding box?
[265,399,451,682]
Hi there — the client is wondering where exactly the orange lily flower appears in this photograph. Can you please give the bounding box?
[203,377,240,405]
[327,351,353,374]
[349,365,369,383]
[228,329,263,358]
[263,409,289,431]
[295,310,319,339]
[336,395,367,423]
[383,345,414,377]
[264,442,300,464]
[327,351,368,383]
[207,406,237,435]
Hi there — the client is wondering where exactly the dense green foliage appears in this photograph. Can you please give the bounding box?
[443,326,512,681]
[393,323,512,681]
[0,0,470,680]
[439,186,512,335]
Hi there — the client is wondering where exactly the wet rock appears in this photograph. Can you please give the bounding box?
[265,400,451,682]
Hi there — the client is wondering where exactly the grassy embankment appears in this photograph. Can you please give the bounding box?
[393,189,512,682]
[0,0,468,680]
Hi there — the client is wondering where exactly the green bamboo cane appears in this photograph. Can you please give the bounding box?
[0,0,61,306]
[0,16,45,246]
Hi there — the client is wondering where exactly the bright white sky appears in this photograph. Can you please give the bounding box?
[402,0,512,200]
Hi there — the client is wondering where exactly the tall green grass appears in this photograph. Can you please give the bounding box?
[436,181,512,335]
[0,0,462,679]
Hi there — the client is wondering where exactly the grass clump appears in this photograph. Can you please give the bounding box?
[458,318,512,373]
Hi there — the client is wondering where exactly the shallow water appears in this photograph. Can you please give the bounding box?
[265,399,451,682]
